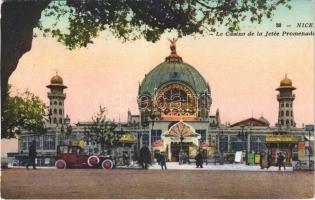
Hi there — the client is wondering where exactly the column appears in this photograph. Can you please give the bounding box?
[247,134,251,152]
[227,135,231,152]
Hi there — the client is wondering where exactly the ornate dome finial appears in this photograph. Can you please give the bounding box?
[168,37,178,53]
[165,38,182,62]
[280,74,292,86]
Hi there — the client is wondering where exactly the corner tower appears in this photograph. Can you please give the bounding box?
[47,73,67,125]
[276,74,296,128]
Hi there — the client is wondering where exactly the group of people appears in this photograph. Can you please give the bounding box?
[179,152,190,164]
[24,140,288,171]
[277,152,286,171]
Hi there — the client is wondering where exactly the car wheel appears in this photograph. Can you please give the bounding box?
[55,159,67,169]
[87,155,100,167]
[102,159,113,169]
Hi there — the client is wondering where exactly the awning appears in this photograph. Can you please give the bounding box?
[119,134,136,142]
[265,135,298,143]
[305,135,314,141]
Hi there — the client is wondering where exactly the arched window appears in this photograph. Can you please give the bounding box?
[286,120,289,125]
[53,118,57,123]
[54,109,57,114]
[281,103,284,107]
[281,111,284,117]
[291,111,293,116]
[281,120,284,125]
[286,103,289,107]
[291,120,293,125]
[59,109,62,115]
[59,101,62,106]
[286,111,289,116]
[59,118,63,124]
[54,101,57,105]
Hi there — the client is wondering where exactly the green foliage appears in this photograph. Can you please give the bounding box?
[1,90,47,139]
[87,105,117,154]
[38,0,291,49]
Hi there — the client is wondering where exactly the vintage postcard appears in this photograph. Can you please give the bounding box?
[1,0,314,199]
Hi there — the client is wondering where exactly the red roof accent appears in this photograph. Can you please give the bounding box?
[152,140,163,147]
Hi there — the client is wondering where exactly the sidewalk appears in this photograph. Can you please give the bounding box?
[149,162,293,172]
[7,163,293,171]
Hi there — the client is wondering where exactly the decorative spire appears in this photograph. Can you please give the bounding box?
[169,38,178,54]
[165,37,182,62]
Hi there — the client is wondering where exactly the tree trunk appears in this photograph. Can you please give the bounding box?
[1,1,50,101]
[100,141,105,155]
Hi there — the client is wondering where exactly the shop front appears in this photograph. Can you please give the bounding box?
[265,134,299,166]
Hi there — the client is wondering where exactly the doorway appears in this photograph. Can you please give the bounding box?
[171,143,189,162]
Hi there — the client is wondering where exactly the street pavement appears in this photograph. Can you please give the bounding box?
[1,168,313,199]
[9,162,293,171]
[149,162,293,171]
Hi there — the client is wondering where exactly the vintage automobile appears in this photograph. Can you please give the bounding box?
[55,145,114,169]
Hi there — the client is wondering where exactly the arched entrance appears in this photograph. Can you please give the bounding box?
[162,121,201,161]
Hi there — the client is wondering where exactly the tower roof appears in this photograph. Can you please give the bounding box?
[276,74,296,91]
[280,74,292,86]
[47,72,67,89]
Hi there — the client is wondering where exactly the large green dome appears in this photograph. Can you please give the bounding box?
[139,61,210,96]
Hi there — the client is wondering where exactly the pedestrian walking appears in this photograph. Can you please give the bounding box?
[277,152,286,171]
[26,140,37,170]
[155,152,161,165]
[195,151,203,168]
[160,152,167,170]
[203,150,208,165]
[123,153,129,166]
[139,146,151,169]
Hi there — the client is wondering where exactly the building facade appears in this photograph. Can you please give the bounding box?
[13,41,313,166]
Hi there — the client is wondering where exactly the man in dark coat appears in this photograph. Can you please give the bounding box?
[123,153,129,166]
[159,152,167,170]
[195,151,203,168]
[139,146,151,169]
[26,140,37,169]
[277,152,286,171]
[155,152,161,165]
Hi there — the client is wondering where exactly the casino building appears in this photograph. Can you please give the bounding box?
[12,40,313,166]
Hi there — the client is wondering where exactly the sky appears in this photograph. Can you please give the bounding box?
[2,0,314,157]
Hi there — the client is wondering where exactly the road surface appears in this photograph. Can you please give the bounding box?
[1,168,313,199]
